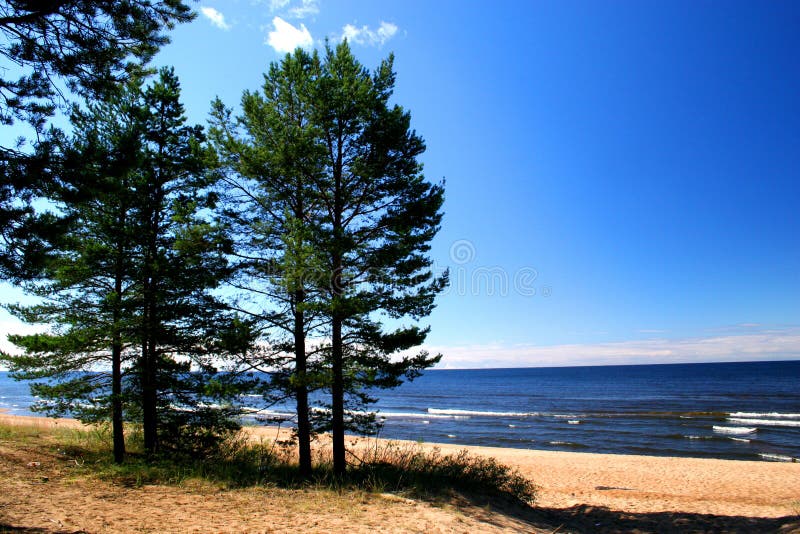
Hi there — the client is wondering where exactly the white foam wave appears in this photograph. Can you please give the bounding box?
[310,407,434,420]
[447,434,456,438]
[380,411,452,419]
[730,412,800,419]
[730,437,750,443]
[759,453,795,462]
[427,408,535,417]
[713,426,756,435]
[567,420,581,425]
[255,409,294,418]
[728,418,800,428]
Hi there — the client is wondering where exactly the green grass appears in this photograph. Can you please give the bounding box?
[0,422,537,505]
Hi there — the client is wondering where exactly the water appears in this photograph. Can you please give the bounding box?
[2,360,799,462]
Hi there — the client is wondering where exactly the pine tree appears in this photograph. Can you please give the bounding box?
[208,49,327,476]
[1,68,253,460]
[134,67,247,456]
[1,84,146,463]
[214,42,446,476]
[310,42,446,475]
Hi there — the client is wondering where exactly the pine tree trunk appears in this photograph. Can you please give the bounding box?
[330,150,346,476]
[331,313,345,476]
[141,339,158,455]
[141,276,158,456]
[111,226,126,464]
[111,340,125,463]
[142,193,160,457]
[294,299,312,476]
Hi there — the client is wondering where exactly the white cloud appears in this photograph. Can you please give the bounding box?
[266,16,313,53]
[426,328,800,369]
[267,0,318,19]
[269,0,290,11]
[288,0,319,19]
[200,6,231,30]
[340,21,398,47]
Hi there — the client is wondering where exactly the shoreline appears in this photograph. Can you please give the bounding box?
[1,413,799,518]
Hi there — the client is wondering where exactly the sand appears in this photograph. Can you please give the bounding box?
[1,413,799,533]
[243,425,800,519]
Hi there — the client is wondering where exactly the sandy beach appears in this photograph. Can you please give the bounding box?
[242,424,800,519]
[1,413,799,532]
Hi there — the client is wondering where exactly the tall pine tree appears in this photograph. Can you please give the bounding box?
[209,49,327,476]
[134,67,247,456]
[1,88,143,463]
[213,42,446,475]
[2,68,253,460]
[309,42,446,475]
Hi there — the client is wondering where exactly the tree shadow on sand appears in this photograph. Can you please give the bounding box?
[467,495,800,534]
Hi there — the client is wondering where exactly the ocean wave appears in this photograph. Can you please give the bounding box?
[729,412,800,419]
[728,418,800,428]
[427,408,536,417]
[759,453,795,462]
[712,425,757,435]
[729,437,750,443]
[380,412,453,419]
[252,409,294,418]
[567,420,581,425]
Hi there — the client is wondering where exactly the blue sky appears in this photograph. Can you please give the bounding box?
[2,0,799,367]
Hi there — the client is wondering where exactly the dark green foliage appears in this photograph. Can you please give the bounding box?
[209,48,328,475]
[308,41,447,474]
[210,42,447,476]
[0,1,193,129]
[0,0,193,281]
[128,358,248,458]
[1,68,255,460]
[0,138,68,282]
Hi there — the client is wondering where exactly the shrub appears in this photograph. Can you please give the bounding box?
[345,441,537,504]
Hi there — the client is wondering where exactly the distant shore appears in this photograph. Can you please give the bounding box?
[1,412,798,518]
